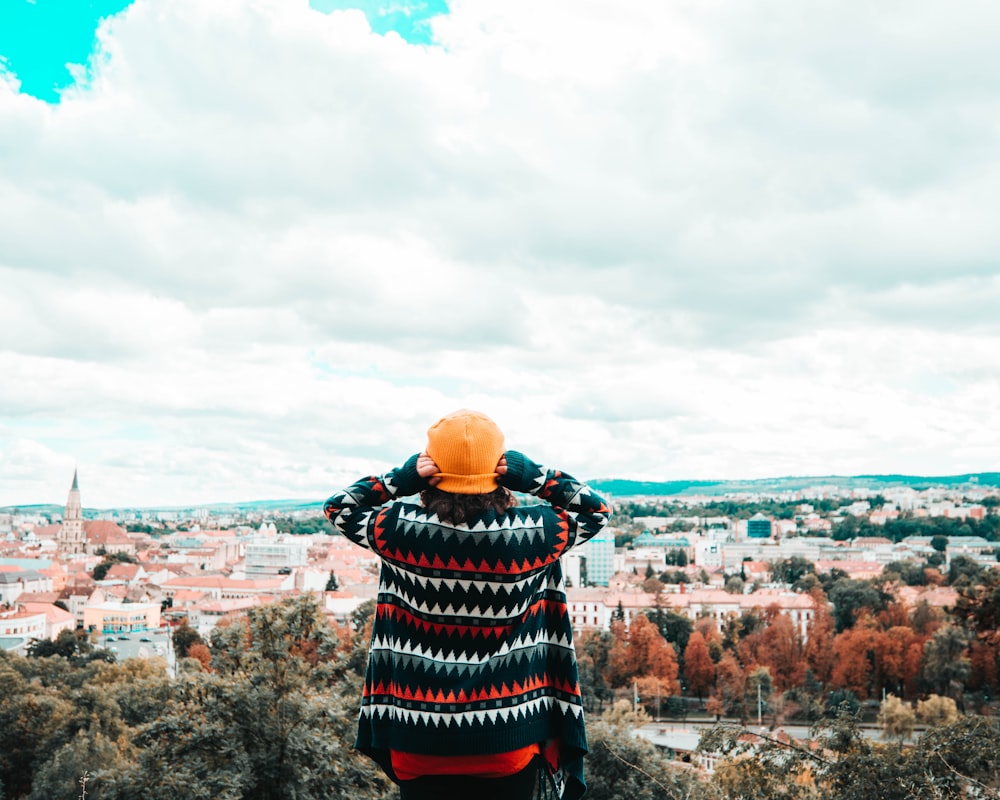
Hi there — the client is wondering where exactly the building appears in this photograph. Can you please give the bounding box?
[0,606,48,655]
[84,520,135,558]
[245,537,309,575]
[746,513,773,540]
[82,601,161,633]
[0,568,52,605]
[57,470,87,556]
[582,532,616,587]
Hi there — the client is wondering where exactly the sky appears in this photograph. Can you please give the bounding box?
[1,0,998,508]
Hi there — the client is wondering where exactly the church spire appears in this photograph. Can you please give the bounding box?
[59,468,86,556]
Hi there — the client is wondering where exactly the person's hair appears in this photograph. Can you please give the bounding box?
[419,486,517,525]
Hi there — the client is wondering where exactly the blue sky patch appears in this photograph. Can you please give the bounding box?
[0,0,449,103]
[0,0,134,102]
[309,0,449,45]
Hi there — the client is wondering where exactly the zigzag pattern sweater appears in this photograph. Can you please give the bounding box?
[323,450,612,800]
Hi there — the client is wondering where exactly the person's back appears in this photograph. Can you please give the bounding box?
[324,409,612,800]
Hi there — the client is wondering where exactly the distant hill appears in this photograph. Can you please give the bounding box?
[589,472,1000,498]
[5,473,998,514]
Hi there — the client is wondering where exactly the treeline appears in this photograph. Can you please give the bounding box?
[832,512,1000,543]
[576,570,1000,723]
[2,594,998,800]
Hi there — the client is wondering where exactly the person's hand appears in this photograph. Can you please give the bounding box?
[496,455,508,477]
[417,453,442,486]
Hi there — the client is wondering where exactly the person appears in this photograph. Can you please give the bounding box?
[323,409,613,800]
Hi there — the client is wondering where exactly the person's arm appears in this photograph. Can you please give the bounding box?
[499,450,613,546]
[323,453,428,550]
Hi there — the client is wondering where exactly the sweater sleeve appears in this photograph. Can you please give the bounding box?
[323,454,426,550]
[500,450,613,548]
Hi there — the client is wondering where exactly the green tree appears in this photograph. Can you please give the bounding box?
[770,556,815,586]
[26,629,94,663]
[105,595,392,800]
[828,579,886,632]
[922,625,971,700]
[650,609,693,655]
[584,716,703,800]
[92,551,137,581]
[947,555,984,587]
[171,620,204,659]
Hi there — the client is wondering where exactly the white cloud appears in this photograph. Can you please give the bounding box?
[2,0,999,505]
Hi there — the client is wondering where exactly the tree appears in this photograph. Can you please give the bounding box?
[753,608,805,692]
[26,629,95,663]
[584,716,702,800]
[770,556,816,586]
[951,569,1000,696]
[105,595,393,800]
[922,625,971,700]
[804,590,836,685]
[651,609,693,654]
[744,666,773,725]
[701,714,1000,800]
[92,551,138,581]
[916,694,959,727]
[606,615,680,698]
[324,571,339,592]
[828,579,886,632]
[712,652,747,721]
[576,629,614,713]
[830,621,876,700]
[878,695,915,742]
[171,620,204,659]
[682,631,715,703]
[872,626,925,700]
[947,555,984,588]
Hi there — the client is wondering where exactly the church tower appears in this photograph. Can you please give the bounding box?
[58,469,87,556]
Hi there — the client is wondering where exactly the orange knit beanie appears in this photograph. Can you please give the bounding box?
[425,409,505,494]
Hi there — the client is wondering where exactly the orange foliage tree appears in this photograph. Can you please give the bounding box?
[804,589,836,685]
[830,618,877,699]
[683,630,715,702]
[754,607,806,692]
[605,614,680,697]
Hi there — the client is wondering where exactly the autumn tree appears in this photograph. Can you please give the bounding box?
[606,615,680,708]
[830,620,876,700]
[683,630,715,703]
[804,590,836,685]
[753,607,806,692]
[711,652,747,721]
[871,625,925,699]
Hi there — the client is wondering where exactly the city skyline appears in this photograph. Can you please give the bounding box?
[2,1,999,507]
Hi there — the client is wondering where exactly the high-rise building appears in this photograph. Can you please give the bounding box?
[581,532,616,587]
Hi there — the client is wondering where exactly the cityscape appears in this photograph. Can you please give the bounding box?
[2,468,998,797]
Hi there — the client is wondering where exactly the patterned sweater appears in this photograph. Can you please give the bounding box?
[323,450,612,799]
